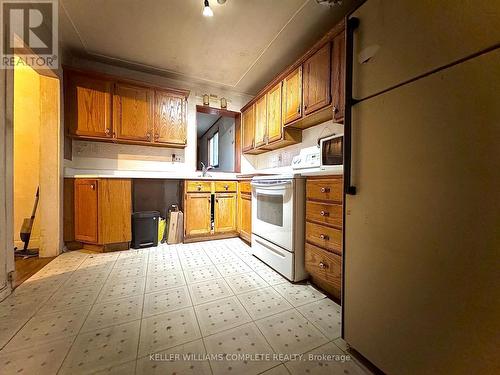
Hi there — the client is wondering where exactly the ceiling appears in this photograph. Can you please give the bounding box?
[59,0,359,95]
[196,112,220,137]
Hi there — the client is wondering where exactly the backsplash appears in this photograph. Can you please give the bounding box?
[246,120,344,171]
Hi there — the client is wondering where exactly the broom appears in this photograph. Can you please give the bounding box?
[15,187,39,258]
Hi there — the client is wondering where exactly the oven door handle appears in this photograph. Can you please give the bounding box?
[250,181,292,188]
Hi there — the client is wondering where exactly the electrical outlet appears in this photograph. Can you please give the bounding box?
[172,154,182,163]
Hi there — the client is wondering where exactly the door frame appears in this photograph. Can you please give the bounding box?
[1,49,63,299]
[195,105,241,173]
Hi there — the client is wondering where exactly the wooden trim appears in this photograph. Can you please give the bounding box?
[183,232,238,244]
[62,65,190,97]
[68,134,187,149]
[234,113,241,173]
[241,18,345,112]
[196,105,239,118]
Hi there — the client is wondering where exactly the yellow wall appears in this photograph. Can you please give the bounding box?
[13,59,41,248]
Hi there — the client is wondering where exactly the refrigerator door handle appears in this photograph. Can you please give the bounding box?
[344,17,360,196]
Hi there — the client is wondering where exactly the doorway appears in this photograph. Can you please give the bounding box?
[5,56,62,293]
[195,105,241,173]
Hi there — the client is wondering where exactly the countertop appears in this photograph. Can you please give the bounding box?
[64,166,343,180]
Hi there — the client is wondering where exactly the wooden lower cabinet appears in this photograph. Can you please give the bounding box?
[238,180,252,242]
[185,193,212,237]
[305,175,343,300]
[184,181,238,242]
[215,193,237,233]
[305,243,342,299]
[72,178,132,251]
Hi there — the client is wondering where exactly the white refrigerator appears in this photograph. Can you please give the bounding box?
[343,1,500,374]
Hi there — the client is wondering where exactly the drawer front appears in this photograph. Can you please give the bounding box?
[215,181,237,192]
[186,181,212,193]
[306,177,343,203]
[306,221,342,254]
[305,243,342,298]
[306,201,342,229]
[239,180,251,194]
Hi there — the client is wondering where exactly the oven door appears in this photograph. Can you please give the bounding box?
[251,179,294,251]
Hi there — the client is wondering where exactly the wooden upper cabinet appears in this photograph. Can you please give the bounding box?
[254,95,267,148]
[332,30,346,122]
[74,179,99,243]
[214,193,237,233]
[113,83,154,142]
[185,193,212,237]
[241,104,255,152]
[303,43,332,115]
[66,73,112,138]
[282,66,302,125]
[267,82,283,144]
[154,90,187,145]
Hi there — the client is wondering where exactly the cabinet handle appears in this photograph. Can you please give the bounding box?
[304,105,308,111]
[297,106,300,114]
[197,185,202,191]
[90,184,95,190]
[320,187,330,193]
[319,234,329,240]
[146,133,151,140]
[105,128,111,136]
[224,185,229,190]
[333,106,339,113]
[320,210,329,217]
[154,133,159,140]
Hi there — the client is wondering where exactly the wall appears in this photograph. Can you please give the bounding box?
[198,116,235,172]
[13,62,41,249]
[66,56,253,174]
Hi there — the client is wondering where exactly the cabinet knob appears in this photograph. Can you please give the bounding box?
[319,234,329,240]
[304,105,308,110]
[224,185,229,190]
[154,133,159,140]
[297,106,301,114]
[333,106,339,113]
[146,133,151,140]
[320,210,329,217]
[320,187,330,193]
[319,262,326,269]
[105,128,111,136]
[197,185,202,191]
[90,184,95,190]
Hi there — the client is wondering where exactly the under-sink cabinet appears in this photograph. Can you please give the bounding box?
[184,180,238,242]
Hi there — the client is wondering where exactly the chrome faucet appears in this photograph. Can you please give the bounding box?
[200,162,213,177]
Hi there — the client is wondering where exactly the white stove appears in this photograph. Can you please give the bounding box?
[251,173,306,282]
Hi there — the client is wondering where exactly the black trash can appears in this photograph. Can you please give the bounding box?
[131,211,160,249]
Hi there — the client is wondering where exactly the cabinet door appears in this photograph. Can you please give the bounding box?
[241,105,255,152]
[303,43,332,115]
[332,30,346,122]
[74,179,98,243]
[98,179,132,244]
[185,193,211,237]
[254,95,267,148]
[266,82,282,144]
[282,67,302,125]
[215,193,237,233]
[239,194,252,240]
[114,83,154,142]
[66,73,113,138]
[154,90,187,145]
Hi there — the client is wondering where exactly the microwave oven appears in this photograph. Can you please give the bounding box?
[291,133,343,170]
[320,133,343,166]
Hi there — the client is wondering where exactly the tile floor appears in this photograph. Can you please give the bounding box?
[0,238,372,375]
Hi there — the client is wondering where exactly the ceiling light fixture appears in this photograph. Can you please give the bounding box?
[203,0,214,17]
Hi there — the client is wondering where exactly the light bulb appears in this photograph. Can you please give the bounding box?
[203,0,213,17]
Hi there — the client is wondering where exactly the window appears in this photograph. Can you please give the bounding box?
[208,131,219,167]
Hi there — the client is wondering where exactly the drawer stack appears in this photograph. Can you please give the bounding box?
[305,175,343,300]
